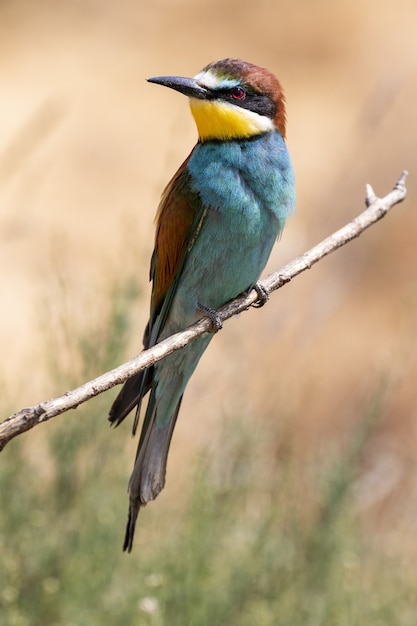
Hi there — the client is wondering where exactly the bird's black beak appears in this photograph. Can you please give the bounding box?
[147,75,209,100]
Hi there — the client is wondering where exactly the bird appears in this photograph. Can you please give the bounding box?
[109,58,296,552]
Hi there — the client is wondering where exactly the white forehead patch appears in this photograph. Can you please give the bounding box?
[193,68,239,90]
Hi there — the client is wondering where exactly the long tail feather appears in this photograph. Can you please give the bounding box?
[123,396,183,552]
[123,498,141,553]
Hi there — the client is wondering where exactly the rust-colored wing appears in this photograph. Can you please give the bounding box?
[149,149,204,332]
[108,149,206,429]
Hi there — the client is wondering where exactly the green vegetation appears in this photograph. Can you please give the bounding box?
[0,276,414,626]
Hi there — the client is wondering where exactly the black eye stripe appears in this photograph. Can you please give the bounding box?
[203,86,276,120]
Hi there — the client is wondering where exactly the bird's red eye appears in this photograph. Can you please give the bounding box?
[230,87,245,100]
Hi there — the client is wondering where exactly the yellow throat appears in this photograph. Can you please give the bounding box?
[189,98,274,142]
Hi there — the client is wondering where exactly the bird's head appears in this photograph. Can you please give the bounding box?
[147,58,287,143]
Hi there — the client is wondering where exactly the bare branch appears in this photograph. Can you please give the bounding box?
[0,171,408,451]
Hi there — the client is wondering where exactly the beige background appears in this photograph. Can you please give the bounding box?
[1,0,416,553]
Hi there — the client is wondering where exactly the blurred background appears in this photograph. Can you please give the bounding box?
[0,0,416,624]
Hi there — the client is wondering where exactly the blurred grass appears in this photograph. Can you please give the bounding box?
[0,272,416,625]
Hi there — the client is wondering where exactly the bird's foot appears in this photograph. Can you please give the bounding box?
[197,303,223,333]
[251,281,269,308]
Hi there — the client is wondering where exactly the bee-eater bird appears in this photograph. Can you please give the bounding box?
[109,58,295,552]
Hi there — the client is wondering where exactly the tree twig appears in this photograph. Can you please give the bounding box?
[0,171,408,451]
